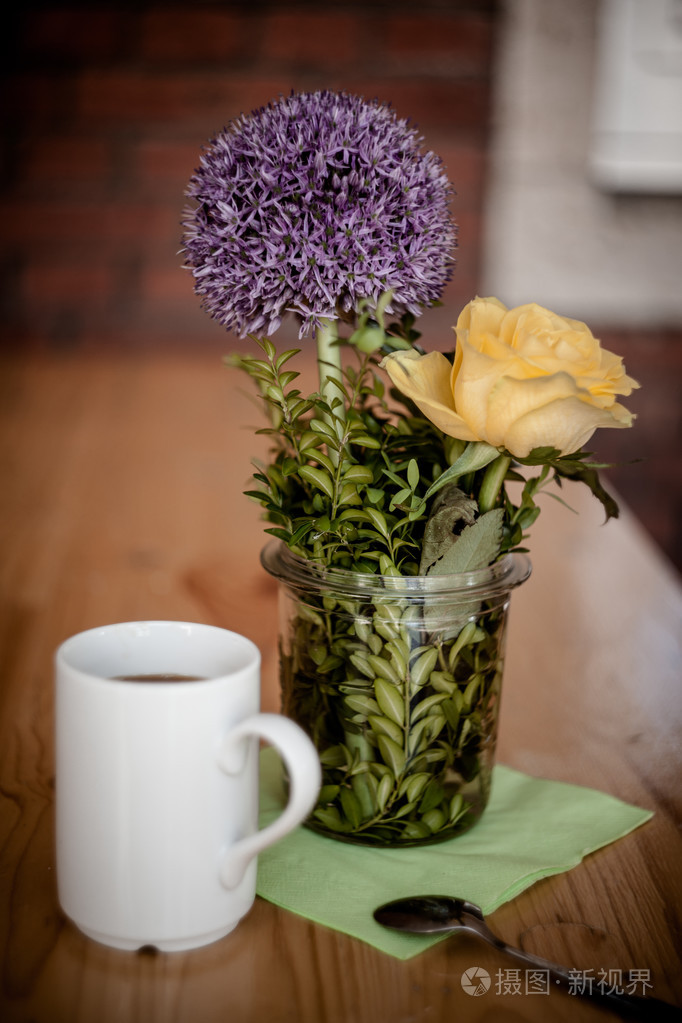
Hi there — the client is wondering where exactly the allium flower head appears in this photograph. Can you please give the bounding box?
[182,90,456,338]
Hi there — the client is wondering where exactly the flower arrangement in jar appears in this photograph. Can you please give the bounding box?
[182,90,638,845]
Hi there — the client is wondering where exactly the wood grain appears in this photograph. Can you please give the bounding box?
[1,351,680,1023]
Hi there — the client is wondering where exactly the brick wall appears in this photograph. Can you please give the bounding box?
[2,1,680,574]
[1,1,496,353]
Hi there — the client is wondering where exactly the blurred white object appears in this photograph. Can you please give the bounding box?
[590,0,682,192]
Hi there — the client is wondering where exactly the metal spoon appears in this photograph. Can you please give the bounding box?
[374,896,682,1020]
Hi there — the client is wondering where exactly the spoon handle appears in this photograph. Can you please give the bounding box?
[484,929,682,1020]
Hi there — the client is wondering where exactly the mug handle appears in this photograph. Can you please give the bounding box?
[217,713,321,889]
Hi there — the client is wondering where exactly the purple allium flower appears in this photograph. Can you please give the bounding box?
[182,90,456,338]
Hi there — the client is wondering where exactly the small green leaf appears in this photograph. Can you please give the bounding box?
[430,671,456,695]
[337,483,361,506]
[365,507,389,536]
[367,632,383,656]
[274,347,300,370]
[299,430,322,451]
[313,807,349,832]
[554,458,620,522]
[441,697,461,731]
[402,821,431,841]
[424,441,500,501]
[352,618,372,643]
[373,618,399,642]
[519,445,562,464]
[310,417,340,441]
[402,773,431,803]
[418,779,445,814]
[419,748,449,765]
[344,693,381,717]
[386,636,410,666]
[310,644,328,666]
[410,648,439,688]
[368,655,401,685]
[411,693,449,721]
[388,487,412,510]
[350,434,382,449]
[375,602,403,625]
[449,793,465,823]
[462,674,482,711]
[350,652,375,678]
[299,465,334,501]
[376,288,394,326]
[425,713,446,743]
[289,521,314,545]
[353,771,378,811]
[406,717,432,755]
[260,337,277,360]
[310,450,336,475]
[391,800,416,820]
[263,527,291,542]
[319,745,347,768]
[377,772,394,811]
[447,622,479,669]
[350,324,386,353]
[377,735,406,776]
[374,676,405,726]
[422,808,447,832]
[368,714,403,746]
[343,465,374,484]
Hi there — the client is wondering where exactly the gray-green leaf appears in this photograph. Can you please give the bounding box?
[419,484,477,575]
[427,508,504,576]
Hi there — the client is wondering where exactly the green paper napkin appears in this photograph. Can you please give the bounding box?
[255,748,652,959]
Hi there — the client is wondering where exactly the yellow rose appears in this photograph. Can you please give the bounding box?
[382,297,638,458]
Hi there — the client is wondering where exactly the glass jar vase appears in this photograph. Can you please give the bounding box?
[262,541,531,847]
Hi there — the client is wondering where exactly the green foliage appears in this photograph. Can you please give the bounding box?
[227,324,455,573]
[228,310,621,574]
[279,583,504,845]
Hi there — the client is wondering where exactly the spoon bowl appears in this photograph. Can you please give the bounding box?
[374,895,485,935]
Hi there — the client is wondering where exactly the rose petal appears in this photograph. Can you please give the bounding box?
[382,350,478,442]
[454,297,508,371]
[503,395,634,457]
[456,296,507,340]
[452,339,548,440]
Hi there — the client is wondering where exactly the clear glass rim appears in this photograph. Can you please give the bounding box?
[260,540,531,600]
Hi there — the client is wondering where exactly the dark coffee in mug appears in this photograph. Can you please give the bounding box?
[111,673,207,682]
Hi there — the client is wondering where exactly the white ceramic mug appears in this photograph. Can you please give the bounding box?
[55,621,320,952]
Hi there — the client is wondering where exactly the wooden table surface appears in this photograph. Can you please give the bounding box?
[1,351,681,1023]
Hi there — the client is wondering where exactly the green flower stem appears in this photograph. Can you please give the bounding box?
[316,317,344,467]
[316,317,344,419]
[478,454,511,513]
